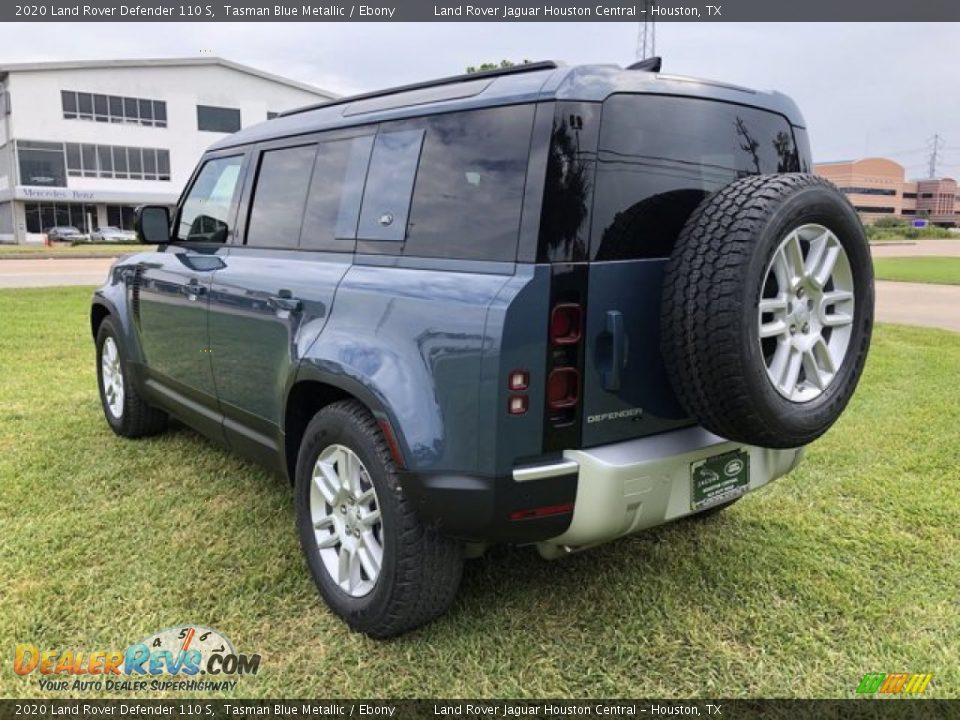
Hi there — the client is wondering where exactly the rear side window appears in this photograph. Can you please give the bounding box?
[301,135,374,252]
[357,130,424,242]
[177,155,244,243]
[406,104,534,261]
[358,104,536,261]
[590,95,800,260]
[246,144,316,248]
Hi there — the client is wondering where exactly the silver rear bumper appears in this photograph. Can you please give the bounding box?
[535,426,804,559]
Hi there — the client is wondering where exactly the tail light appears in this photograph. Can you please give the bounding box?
[550,303,582,345]
[547,367,579,409]
[546,300,584,426]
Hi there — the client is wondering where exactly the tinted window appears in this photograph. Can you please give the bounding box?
[246,145,316,248]
[301,135,374,252]
[538,102,600,262]
[590,95,800,260]
[177,155,244,243]
[61,91,77,116]
[402,105,534,261]
[17,144,66,186]
[357,129,424,242]
[197,105,242,133]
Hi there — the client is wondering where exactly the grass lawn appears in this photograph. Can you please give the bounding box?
[1,287,958,699]
[0,244,149,258]
[872,256,960,286]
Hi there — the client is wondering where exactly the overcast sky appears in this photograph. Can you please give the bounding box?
[3,22,958,178]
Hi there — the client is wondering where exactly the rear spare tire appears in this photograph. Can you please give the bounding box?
[660,173,873,448]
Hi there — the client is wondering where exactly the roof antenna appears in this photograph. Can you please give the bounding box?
[627,56,662,72]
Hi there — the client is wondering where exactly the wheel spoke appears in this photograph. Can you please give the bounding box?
[759,295,788,314]
[315,530,340,550]
[337,547,353,590]
[356,487,376,506]
[312,462,340,506]
[357,535,382,579]
[313,514,335,531]
[770,344,803,396]
[359,508,381,528]
[759,318,788,339]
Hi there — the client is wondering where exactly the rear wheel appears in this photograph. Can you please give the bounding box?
[294,400,463,637]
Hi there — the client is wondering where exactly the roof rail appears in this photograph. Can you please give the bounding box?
[279,60,561,118]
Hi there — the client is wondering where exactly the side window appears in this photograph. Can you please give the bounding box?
[404,105,534,261]
[357,130,423,242]
[300,135,374,251]
[245,144,316,248]
[177,155,244,243]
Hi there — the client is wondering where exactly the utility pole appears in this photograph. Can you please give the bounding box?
[636,4,656,59]
[928,134,944,179]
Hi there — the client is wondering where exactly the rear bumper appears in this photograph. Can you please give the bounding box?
[538,426,804,558]
[400,426,803,549]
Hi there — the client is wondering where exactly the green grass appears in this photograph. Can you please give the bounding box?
[0,244,149,257]
[872,256,960,286]
[865,225,957,241]
[1,287,959,699]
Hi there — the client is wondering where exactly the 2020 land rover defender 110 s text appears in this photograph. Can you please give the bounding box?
[92,61,874,637]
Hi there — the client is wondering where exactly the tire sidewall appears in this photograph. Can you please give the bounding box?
[294,408,402,628]
[741,185,874,440]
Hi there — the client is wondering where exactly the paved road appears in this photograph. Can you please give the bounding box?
[0,257,112,288]
[1,257,957,333]
[874,281,960,333]
[871,239,960,257]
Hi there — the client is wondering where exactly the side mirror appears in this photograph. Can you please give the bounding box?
[134,205,170,244]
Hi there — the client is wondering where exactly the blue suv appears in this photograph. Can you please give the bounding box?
[92,61,873,636]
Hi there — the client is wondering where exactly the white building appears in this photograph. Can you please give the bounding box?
[0,57,335,244]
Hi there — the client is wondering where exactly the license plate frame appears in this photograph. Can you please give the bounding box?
[690,449,750,511]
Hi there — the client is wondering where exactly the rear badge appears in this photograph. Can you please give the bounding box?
[586,407,643,424]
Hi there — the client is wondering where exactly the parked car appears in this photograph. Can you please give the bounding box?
[91,61,874,637]
[90,226,136,243]
[45,226,83,242]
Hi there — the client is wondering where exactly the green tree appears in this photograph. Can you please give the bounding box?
[465,59,533,74]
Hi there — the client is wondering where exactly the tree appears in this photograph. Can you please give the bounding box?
[465,59,533,74]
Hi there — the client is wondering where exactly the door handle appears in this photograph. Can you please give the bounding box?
[601,310,627,392]
[268,294,302,313]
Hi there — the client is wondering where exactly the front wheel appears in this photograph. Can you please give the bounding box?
[295,400,463,638]
[96,316,167,438]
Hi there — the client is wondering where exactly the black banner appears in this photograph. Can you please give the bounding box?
[0,700,956,720]
[3,0,960,22]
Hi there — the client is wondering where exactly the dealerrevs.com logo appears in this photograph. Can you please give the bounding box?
[14,625,260,693]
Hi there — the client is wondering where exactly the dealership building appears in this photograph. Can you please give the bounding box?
[815,157,958,226]
[0,57,335,244]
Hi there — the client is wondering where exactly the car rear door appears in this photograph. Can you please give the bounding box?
[206,129,375,471]
[580,94,803,447]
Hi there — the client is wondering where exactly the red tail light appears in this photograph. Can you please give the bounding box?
[510,502,575,521]
[550,303,582,345]
[547,367,580,410]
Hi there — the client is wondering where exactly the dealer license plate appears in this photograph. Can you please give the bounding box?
[690,449,750,511]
